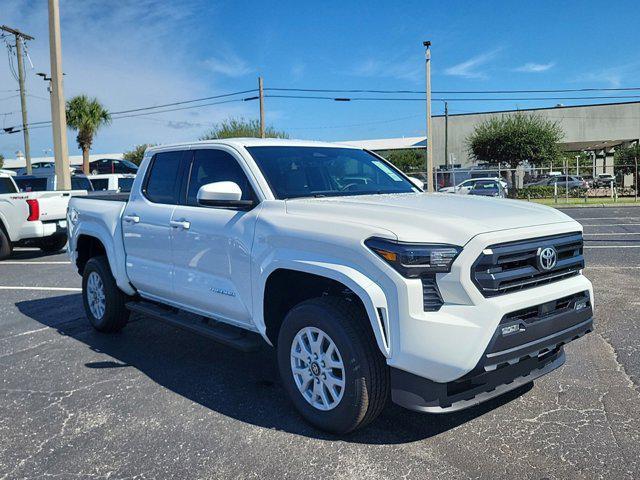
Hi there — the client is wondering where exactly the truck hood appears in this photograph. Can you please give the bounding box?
[285,193,579,245]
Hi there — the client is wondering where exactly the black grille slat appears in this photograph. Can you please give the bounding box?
[472,232,584,297]
[422,278,444,311]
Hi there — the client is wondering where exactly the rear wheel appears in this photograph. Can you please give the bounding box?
[277,297,389,434]
[0,228,13,260]
[82,256,129,332]
[38,235,67,253]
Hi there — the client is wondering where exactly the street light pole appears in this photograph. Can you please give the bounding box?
[423,41,434,192]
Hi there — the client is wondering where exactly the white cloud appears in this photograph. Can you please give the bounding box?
[515,62,555,73]
[349,56,420,82]
[0,0,253,157]
[203,51,252,78]
[444,49,501,79]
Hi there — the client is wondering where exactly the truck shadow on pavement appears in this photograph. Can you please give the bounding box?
[16,294,532,444]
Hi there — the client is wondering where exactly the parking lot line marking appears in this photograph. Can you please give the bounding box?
[0,286,81,292]
[581,223,640,226]
[1,261,71,265]
[583,232,640,236]
[587,266,640,269]
[583,245,640,249]
[576,217,640,221]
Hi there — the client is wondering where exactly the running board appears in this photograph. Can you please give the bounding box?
[125,301,263,352]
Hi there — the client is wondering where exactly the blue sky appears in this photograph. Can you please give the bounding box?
[1,0,639,157]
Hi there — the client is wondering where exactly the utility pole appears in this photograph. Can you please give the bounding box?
[258,76,265,138]
[423,41,434,192]
[1,25,34,174]
[444,100,449,178]
[47,0,71,190]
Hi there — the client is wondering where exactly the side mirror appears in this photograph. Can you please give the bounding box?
[407,176,424,190]
[197,181,255,209]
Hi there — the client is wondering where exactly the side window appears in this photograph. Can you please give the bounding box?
[186,149,255,206]
[91,179,108,191]
[144,151,186,204]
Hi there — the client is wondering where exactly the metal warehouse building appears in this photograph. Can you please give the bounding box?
[344,101,640,173]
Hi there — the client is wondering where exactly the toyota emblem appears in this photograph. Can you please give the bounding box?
[538,246,557,271]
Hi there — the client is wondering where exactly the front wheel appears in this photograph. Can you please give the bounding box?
[277,297,389,434]
[82,256,129,332]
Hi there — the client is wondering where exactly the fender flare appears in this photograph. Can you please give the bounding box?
[256,258,392,358]
[73,222,136,296]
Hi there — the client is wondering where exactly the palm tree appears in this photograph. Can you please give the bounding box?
[65,95,111,174]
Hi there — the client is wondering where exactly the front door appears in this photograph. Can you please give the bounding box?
[170,147,259,326]
[123,149,189,301]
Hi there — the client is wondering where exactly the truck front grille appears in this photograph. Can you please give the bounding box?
[472,232,584,297]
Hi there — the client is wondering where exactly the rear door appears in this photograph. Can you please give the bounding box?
[122,149,190,301]
[170,147,260,326]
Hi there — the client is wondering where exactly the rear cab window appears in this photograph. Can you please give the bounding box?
[143,150,189,204]
[0,177,18,194]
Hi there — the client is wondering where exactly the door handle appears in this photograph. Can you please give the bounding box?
[123,214,140,224]
[170,219,191,230]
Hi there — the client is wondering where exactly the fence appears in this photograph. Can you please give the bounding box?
[408,161,639,204]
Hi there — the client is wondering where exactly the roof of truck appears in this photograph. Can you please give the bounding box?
[146,138,361,153]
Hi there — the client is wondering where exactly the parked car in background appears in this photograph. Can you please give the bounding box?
[67,138,593,433]
[15,161,56,176]
[525,175,587,189]
[581,175,595,187]
[0,172,87,259]
[468,179,506,198]
[594,173,616,188]
[89,174,136,193]
[439,177,508,195]
[14,173,94,193]
[86,158,138,175]
[0,169,16,177]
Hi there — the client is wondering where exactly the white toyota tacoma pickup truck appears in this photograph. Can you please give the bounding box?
[67,139,593,433]
[0,172,86,259]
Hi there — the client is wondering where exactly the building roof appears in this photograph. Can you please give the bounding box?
[339,137,426,151]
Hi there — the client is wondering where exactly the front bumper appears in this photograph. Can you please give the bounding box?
[390,298,593,412]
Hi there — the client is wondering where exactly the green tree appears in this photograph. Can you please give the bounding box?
[377,149,423,172]
[123,144,156,166]
[65,95,111,174]
[467,113,564,169]
[0,153,4,170]
[613,145,640,175]
[200,118,288,140]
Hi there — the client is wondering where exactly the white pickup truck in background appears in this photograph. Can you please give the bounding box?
[67,139,593,433]
[0,172,87,260]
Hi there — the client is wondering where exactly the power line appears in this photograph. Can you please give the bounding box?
[266,86,640,94]
[264,94,640,102]
[2,88,258,132]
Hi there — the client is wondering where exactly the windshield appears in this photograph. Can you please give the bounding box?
[246,146,418,199]
[473,180,499,190]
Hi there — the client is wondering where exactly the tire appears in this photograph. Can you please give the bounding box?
[0,227,13,260]
[277,297,389,434]
[82,256,129,332]
[38,235,68,254]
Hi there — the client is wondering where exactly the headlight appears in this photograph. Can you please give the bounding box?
[365,237,462,277]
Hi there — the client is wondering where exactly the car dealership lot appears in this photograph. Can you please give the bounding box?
[1,207,639,479]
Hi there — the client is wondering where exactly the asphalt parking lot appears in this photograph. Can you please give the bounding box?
[1,206,639,480]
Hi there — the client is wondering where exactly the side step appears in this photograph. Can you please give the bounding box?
[126,301,263,352]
